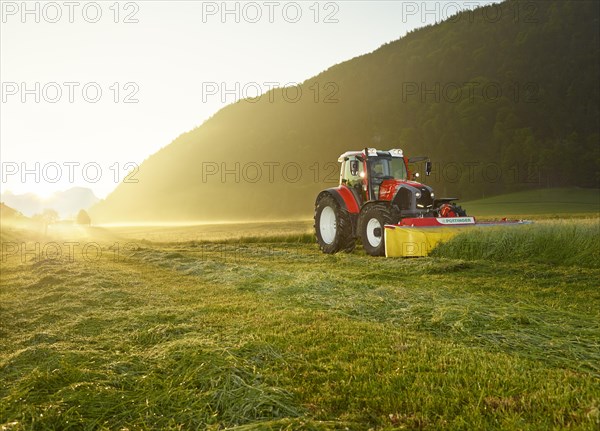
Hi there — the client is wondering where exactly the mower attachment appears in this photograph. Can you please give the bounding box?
[384,217,531,257]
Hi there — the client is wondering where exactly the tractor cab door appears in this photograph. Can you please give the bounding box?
[341,156,365,206]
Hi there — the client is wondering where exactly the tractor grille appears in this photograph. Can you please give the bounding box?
[416,187,433,209]
[393,186,434,211]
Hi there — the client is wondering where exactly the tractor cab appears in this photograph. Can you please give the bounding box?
[339,149,410,203]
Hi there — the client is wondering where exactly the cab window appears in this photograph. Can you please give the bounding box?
[390,158,407,180]
[342,157,364,187]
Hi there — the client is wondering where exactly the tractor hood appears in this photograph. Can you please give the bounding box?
[378,179,433,201]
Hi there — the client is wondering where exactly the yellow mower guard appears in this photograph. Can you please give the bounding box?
[384,225,475,257]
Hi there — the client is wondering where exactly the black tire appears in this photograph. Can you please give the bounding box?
[358,204,397,257]
[314,193,356,254]
[454,205,467,217]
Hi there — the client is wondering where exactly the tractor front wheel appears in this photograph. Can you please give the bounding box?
[314,194,355,254]
[359,204,396,256]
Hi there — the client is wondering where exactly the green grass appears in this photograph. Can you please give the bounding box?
[432,218,600,267]
[1,220,599,430]
[461,188,600,218]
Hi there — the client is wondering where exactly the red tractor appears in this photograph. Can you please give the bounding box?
[314,148,466,256]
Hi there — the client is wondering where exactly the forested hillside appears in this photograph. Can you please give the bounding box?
[92,0,600,222]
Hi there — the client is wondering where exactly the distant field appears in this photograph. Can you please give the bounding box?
[105,220,315,243]
[461,188,600,218]
[98,188,600,243]
[1,217,599,430]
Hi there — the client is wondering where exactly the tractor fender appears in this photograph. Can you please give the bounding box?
[315,187,360,214]
[360,200,394,211]
[316,188,360,237]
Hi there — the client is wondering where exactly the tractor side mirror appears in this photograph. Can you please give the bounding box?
[425,161,432,176]
[349,160,359,176]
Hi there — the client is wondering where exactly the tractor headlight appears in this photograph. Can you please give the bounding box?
[430,192,435,198]
[415,191,421,198]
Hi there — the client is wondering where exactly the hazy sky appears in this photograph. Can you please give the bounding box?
[1,0,499,198]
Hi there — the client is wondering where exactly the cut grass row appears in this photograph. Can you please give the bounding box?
[190,218,600,269]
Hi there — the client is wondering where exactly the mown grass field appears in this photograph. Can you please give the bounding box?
[1,192,599,430]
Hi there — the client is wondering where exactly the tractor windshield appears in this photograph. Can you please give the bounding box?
[369,157,407,180]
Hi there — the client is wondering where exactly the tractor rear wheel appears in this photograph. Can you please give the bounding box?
[359,204,397,256]
[314,194,355,254]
